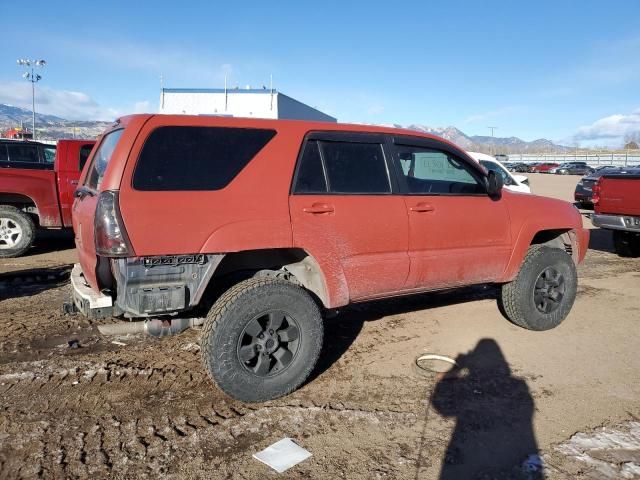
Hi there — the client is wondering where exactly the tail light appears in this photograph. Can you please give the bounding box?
[94,191,134,256]
[591,181,601,206]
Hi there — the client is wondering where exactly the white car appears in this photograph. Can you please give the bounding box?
[466,152,531,193]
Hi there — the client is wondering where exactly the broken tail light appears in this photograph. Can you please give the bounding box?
[95,190,134,256]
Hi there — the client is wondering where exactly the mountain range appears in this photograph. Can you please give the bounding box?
[0,103,570,152]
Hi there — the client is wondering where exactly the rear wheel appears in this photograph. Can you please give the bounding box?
[499,245,577,331]
[0,206,35,258]
[613,230,640,257]
[201,277,324,402]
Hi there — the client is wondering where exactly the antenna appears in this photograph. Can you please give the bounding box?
[224,75,228,111]
[488,126,498,156]
[270,74,274,111]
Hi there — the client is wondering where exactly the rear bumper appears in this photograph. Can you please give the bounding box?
[71,263,114,318]
[592,213,640,232]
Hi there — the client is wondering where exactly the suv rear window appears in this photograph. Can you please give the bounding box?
[133,126,276,191]
[85,129,124,190]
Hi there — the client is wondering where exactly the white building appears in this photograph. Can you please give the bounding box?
[159,88,336,122]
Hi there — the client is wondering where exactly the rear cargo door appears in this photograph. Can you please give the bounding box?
[72,130,123,289]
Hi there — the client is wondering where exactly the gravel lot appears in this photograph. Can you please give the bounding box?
[1,174,639,479]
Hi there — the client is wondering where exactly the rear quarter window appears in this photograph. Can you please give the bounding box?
[133,126,277,191]
[85,129,124,190]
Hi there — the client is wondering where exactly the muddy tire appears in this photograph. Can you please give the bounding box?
[0,205,35,258]
[499,245,577,331]
[201,277,323,402]
[613,230,640,257]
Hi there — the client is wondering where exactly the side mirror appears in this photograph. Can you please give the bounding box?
[486,170,504,198]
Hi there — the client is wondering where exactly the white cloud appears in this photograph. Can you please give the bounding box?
[574,108,640,141]
[0,81,153,121]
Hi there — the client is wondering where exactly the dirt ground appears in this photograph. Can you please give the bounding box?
[1,174,639,479]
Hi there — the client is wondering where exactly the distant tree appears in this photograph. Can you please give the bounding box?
[624,141,639,150]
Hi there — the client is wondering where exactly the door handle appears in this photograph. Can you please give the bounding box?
[303,203,334,214]
[70,180,79,185]
[409,203,435,212]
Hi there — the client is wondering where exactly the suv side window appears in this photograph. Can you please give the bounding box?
[319,141,390,194]
[393,145,485,195]
[0,145,7,163]
[133,126,276,191]
[294,140,327,193]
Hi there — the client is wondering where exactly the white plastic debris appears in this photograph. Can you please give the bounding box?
[253,438,312,473]
[111,340,127,346]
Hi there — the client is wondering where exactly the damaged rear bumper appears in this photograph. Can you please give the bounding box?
[71,263,114,318]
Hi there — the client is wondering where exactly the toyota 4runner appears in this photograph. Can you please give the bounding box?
[71,115,589,402]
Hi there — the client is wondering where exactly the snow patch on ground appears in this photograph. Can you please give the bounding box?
[556,421,640,479]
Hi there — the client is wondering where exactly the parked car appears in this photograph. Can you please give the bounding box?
[494,154,509,163]
[592,165,616,172]
[70,115,589,402]
[553,162,594,175]
[0,139,95,257]
[530,162,560,173]
[574,166,631,208]
[512,163,531,173]
[466,152,531,193]
[591,168,640,256]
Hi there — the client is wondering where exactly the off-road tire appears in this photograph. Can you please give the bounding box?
[613,230,640,257]
[0,205,35,258]
[499,245,577,331]
[201,277,323,402]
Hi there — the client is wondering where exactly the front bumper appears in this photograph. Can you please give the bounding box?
[71,263,114,318]
[592,214,640,232]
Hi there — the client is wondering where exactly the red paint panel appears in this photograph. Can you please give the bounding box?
[403,195,511,289]
[0,168,60,227]
[290,195,409,303]
[595,177,640,216]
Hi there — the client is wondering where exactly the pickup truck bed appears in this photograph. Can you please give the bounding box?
[591,172,640,256]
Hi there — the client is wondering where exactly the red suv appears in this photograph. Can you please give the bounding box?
[71,115,589,402]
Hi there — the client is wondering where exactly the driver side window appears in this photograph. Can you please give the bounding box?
[394,145,485,195]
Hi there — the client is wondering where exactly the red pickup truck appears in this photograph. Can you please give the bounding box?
[591,169,640,256]
[0,139,95,257]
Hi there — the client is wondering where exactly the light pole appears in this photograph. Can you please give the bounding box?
[16,59,46,140]
[488,126,498,156]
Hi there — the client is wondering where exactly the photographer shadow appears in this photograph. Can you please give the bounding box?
[430,338,541,479]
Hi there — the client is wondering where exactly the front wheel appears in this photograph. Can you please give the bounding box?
[499,245,577,331]
[201,277,324,402]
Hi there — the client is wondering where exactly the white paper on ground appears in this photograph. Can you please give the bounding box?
[252,437,312,473]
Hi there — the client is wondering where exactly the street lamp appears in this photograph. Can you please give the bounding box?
[16,59,46,140]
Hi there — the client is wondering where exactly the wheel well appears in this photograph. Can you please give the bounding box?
[210,248,329,307]
[530,229,578,263]
[0,194,39,223]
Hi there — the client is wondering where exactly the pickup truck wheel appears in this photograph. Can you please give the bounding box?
[499,245,577,331]
[201,277,323,402]
[0,206,35,258]
[613,230,640,257]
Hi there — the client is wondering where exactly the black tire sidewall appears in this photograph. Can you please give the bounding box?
[0,207,35,258]
[516,247,577,330]
[205,281,323,402]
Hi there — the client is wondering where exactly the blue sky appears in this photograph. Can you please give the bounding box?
[1,0,639,146]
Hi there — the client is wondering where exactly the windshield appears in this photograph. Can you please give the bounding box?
[84,129,123,190]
